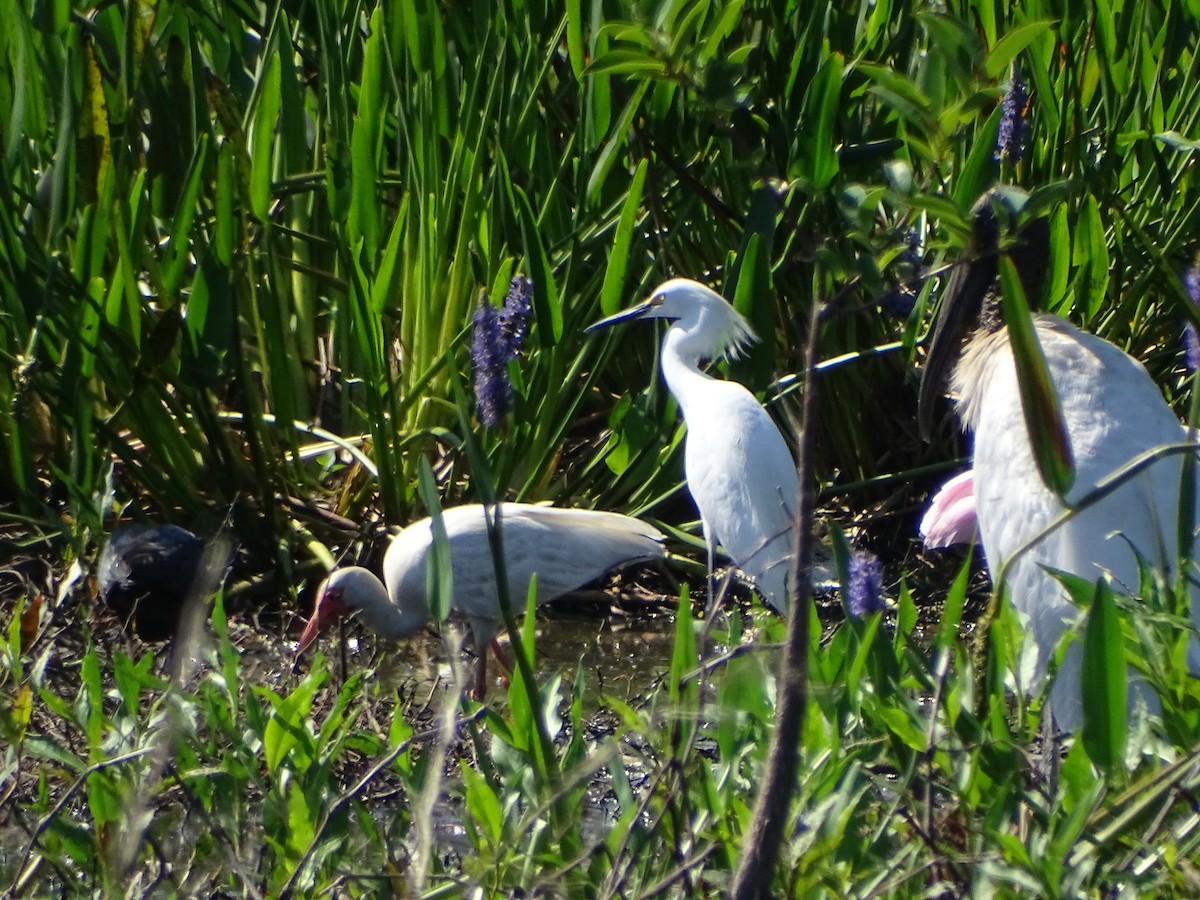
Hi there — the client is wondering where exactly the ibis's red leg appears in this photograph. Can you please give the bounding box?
[468,639,515,700]
[490,638,514,686]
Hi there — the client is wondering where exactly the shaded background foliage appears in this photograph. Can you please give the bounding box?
[3,0,1200,595]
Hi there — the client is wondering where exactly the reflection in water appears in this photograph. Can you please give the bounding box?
[364,609,682,706]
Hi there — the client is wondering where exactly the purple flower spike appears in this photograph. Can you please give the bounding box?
[1185,267,1200,373]
[996,78,1030,163]
[501,275,533,355]
[471,275,535,427]
[848,551,886,619]
[472,299,510,427]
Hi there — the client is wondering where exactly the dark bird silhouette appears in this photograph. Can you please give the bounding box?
[98,524,230,641]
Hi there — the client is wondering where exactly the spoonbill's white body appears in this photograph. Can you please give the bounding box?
[588,279,814,614]
[920,191,1200,730]
[296,503,666,693]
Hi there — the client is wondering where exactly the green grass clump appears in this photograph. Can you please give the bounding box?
[4,561,1200,896]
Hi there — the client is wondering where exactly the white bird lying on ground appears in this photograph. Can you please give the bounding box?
[919,188,1200,731]
[587,278,833,614]
[296,503,666,696]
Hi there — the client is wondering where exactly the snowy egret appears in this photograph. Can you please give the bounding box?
[98,524,204,641]
[919,189,1200,730]
[588,278,825,614]
[296,503,666,694]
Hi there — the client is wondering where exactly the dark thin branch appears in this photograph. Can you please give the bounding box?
[730,298,823,898]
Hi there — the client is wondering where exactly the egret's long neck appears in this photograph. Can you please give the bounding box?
[354,574,428,639]
[660,325,716,418]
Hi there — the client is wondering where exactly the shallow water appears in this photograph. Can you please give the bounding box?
[307,608,683,706]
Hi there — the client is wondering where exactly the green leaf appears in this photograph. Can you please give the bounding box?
[804,52,843,190]
[587,81,649,201]
[1081,579,1127,771]
[933,551,970,655]
[1073,194,1110,320]
[349,7,385,257]
[998,254,1075,497]
[565,0,585,80]
[984,21,1055,78]
[599,158,647,316]
[513,185,562,346]
[249,53,281,222]
[163,136,210,294]
[418,457,452,623]
[585,49,667,78]
[462,764,504,847]
[669,584,696,707]
[952,105,1001,208]
[261,675,322,775]
[728,231,775,389]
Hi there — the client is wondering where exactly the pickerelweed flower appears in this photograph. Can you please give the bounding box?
[996,78,1030,163]
[501,275,533,354]
[1183,265,1200,373]
[472,275,535,426]
[847,551,886,619]
[472,300,509,427]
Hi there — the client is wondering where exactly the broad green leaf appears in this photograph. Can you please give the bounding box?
[952,105,1001,208]
[285,780,316,856]
[420,458,451,628]
[215,140,235,267]
[78,40,111,207]
[163,136,210,294]
[729,231,775,390]
[804,52,843,190]
[586,49,667,78]
[565,0,585,80]
[249,53,281,222]
[999,254,1074,496]
[1080,579,1127,772]
[984,22,1055,78]
[1073,195,1110,320]
[349,7,385,257]
[599,158,647,316]
[587,81,649,201]
[462,764,504,847]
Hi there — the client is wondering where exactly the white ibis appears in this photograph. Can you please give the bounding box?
[296,503,666,695]
[98,524,205,641]
[919,189,1200,730]
[587,278,830,614]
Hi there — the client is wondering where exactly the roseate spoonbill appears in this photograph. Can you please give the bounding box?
[98,524,204,641]
[296,503,666,695]
[587,278,832,614]
[920,471,979,549]
[919,189,1200,731]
